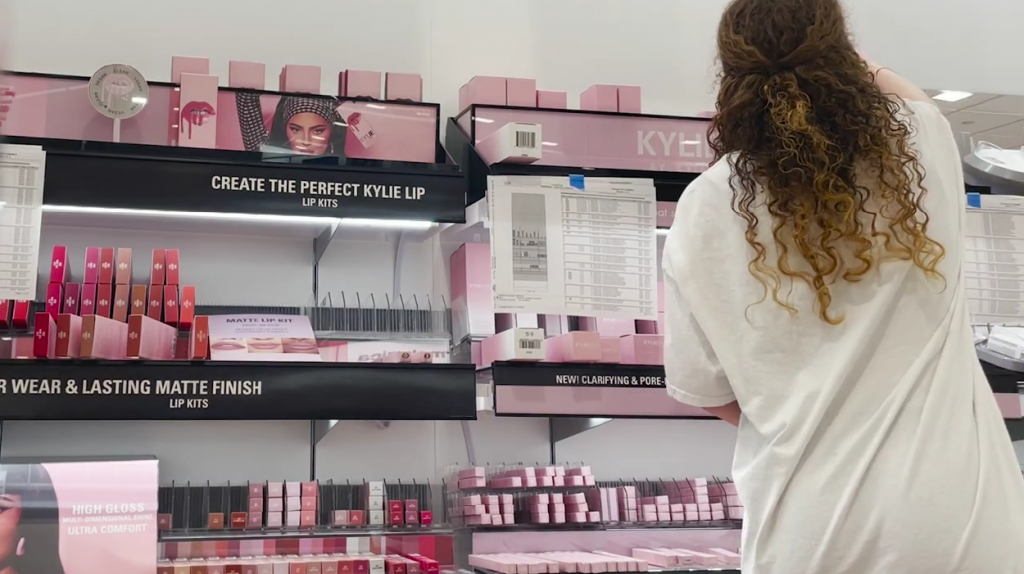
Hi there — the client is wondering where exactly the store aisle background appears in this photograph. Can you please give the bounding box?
[1,0,1019,478]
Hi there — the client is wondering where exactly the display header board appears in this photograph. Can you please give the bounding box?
[0,360,476,420]
[39,148,467,222]
[488,361,711,418]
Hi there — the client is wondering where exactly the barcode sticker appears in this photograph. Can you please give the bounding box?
[519,339,542,349]
[515,131,537,149]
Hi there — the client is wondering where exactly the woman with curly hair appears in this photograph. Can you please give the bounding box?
[663,0,1024,571]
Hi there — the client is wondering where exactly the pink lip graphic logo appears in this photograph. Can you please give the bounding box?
[180,101,216,140]
[101,74,134,110]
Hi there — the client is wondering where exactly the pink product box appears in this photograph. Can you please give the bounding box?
[286,482,302,497]
[544,331,601,362]
[457,467,485,480]
[267,512,283,528]
[465,515,491,526]
[50,245,68,284]
[460,76,507,111]
[126,314,175,360]
[229,61,266,90]
[33,312,56,358]
[300,510,316,526]
[268,498,284,512]
[171,56,210,83]
[463,504,486,516]
[552,476,565,487]
[268,482,284,497]
[535,90,568,110]
[451,243,495,340]
[580,85,618,112]
[728,506,744,519]
[459,477,486,490]
[41,282,62,321]
[534,466,556,478]
[712,511,725,520]
[343,70,382,99]
[286,511,301,527]
[385,73,423,102]
[564,476,586,487]
[249,483,264,499]
[565,493,586,505]
[567,466,591,476]
[550,493,564,503]
[710,549,741,566]
[281,65,321,94]
[63,282,80,315]
[488,477,522,489]
[530,493,549,505]
[179,73,219,148]
[249,497,264,512]
[598,337,622,363]
[463,494,482,506]
[567,512,588,523]
[481,328,545,365]
[83,247,99,284]
[502,468,536,479]
[301,481,318,497]
[631,549,675,568]
[617,86,642,113]
[619,334,664,365]
[578,317,636,337]
[506,78,537,107]
[531,514,549,524]
[301,498,317,511]
[286,496,301,509]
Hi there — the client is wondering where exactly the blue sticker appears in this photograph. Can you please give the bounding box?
[569,174,585,190]
[967,193,981,209]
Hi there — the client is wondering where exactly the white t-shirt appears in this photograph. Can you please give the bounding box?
[663,99,1024,573]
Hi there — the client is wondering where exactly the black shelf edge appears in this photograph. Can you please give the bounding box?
[0,359,476,420]
[7,135,468,224]
[159,524,454,542]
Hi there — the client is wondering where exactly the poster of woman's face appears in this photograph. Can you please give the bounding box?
[217,91,438,163]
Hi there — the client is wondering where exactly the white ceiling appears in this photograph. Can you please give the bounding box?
[925,90,1024,150]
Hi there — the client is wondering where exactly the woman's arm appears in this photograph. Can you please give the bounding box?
[235,91,269,151]
[861,54,932,103]
[705,402,742,426]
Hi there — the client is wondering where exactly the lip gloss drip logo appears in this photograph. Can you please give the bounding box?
[87,64,150,120]
[181,101,216,139]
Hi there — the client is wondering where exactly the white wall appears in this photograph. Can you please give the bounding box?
[10,0,1016,123]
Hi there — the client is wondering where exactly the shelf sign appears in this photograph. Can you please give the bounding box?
[42,152,468,222]
[0,360,476,420]
[489,362,711,418]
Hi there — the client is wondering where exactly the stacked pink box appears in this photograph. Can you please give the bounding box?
[709,480,744,520]
[266,481,284,528]
[631,548,739,568]
[664,478,725,522]
[451,493,513,526]
[638,495,673,523]
[455,467,486,490]
[248,482,264,529]
[617,485,638,523]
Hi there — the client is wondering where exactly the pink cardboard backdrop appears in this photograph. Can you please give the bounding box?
[45,459,158,574]
[471,107,713,173]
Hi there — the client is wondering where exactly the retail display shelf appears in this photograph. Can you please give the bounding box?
[7,135,468,225]
[466,521,739,534]
[159,524,454,542]
[0,359,476,420]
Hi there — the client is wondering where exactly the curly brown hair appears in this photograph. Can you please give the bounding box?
[710,0,945,324]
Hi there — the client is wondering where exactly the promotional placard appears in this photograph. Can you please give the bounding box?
[38,148,467,222]
[208,314,320,362]
[0,360,476,420]
[0,459,158,574]
[489,362,710,418]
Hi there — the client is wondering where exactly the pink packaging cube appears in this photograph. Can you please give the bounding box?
[385,73,423,102]
[617,86,642,113]
[544,331,601,362]
[579,316,636,337]
[33,312,56,358]
[171,56,210,83]
[229,61,266,90]
[536,90,568,109]
[488,477,522,489]
[459,477,486,489]
[459,76,507,111]
[619,334,664,365]
[580,85,618,112]
[281,65,321,94]
[506,78,537,107]
[178,73,219,148]
[457,467,485,480]
[344,70,382,99]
